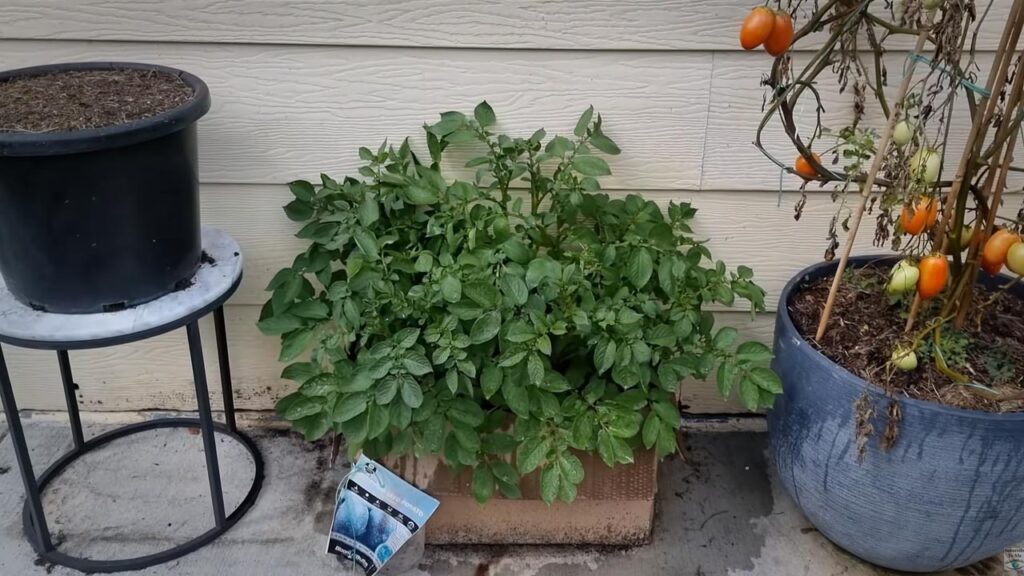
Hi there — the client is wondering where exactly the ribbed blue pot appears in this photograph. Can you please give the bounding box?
[769,256,1024,573]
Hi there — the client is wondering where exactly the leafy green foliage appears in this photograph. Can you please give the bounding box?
[918,326,971,371]
[982,347,1016,385]
[261,103,778,504]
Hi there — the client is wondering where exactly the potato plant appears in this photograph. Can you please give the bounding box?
[260,103,779,503]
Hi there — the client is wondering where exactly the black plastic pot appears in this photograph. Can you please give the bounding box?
[0,62,211,313]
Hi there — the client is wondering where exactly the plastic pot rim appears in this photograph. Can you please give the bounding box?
[0,61,210,157]
[777,254,1024,422]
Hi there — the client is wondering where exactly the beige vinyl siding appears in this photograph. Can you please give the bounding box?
[0,0,1011,51]
[0,2,1014,413]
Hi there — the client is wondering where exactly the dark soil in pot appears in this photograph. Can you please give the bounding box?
[0,69,193,133]
[0,62,210,314]
[788,262,1024,413]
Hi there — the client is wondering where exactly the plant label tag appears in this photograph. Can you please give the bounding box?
[327,455,439,575]
[1008,543,1024,575]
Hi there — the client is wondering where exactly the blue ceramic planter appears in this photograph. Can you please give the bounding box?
[769,256,1024,573]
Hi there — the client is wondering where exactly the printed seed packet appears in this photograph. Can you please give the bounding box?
[1008,543,1024,575]
[327,455,439,575]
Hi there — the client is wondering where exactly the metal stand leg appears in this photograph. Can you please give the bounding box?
[56,351,85,449]
[185,322,226,528]
[0,346,53,551]
[212,307,237,432]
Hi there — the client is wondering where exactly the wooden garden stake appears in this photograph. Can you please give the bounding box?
[814,17,935,341]
[904,1,1024,332]
[953,55,1024,327]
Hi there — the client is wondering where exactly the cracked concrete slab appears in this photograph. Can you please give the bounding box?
[0,419,1004,575]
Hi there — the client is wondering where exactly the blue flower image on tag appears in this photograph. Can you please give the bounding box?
[326,456,439,576]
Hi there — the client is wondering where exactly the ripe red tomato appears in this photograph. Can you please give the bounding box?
[917,255,949,300]
[794,152,821,179]
[740,7,776,50]
[899,197,939,236]
[763,12,795,57]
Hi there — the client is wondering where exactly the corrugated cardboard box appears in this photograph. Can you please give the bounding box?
[384,450,657,545]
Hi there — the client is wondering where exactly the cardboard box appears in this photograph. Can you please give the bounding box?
[384,450,657,545]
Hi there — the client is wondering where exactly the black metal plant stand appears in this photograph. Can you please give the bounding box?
[0,228,263,573]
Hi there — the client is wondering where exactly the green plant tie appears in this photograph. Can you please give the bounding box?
[907,52,992,97]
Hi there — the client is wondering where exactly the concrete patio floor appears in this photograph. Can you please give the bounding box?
[0,415,1006,575]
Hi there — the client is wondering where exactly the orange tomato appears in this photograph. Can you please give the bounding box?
[764,12,795,57]
[917,255,949,300]
[899,197,939,236]
[794,152,821,179]
[740,7,777,50]
[981,258,1003,276]
[980,228,1022,275]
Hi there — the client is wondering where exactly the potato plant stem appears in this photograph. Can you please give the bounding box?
[815,16,935,342]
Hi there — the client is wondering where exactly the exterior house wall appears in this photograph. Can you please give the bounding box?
[0,1,1016,413]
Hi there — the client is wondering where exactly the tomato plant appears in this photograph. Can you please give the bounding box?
[753,0,1024,398]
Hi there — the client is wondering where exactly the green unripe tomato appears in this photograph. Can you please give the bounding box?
[922,0,943,10]
[910,148,941,184]
[892,121,913,147]
[1008,242,1024,276]
[952,225,974,251]
[891,348,918,371]
[887,260,920,294]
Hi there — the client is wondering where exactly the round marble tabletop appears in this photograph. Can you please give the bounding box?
[0,227,242,350]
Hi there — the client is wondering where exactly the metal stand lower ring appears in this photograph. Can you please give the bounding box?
[0,304,264,574]
[22,418,264,573]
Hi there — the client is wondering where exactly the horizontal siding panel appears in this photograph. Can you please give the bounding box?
[703,51,1024,192]
[0,1,1011,51]
[4,305,279,412]
[202,184,909,309]
[0,41,711,189]
[3,44,1011,194]
[3,305,770,414]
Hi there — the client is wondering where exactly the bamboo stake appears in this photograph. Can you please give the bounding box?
[814,13,936,341]
[953,54,1024,327]
[955,125,1020,326]
[904,1,1024,332]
